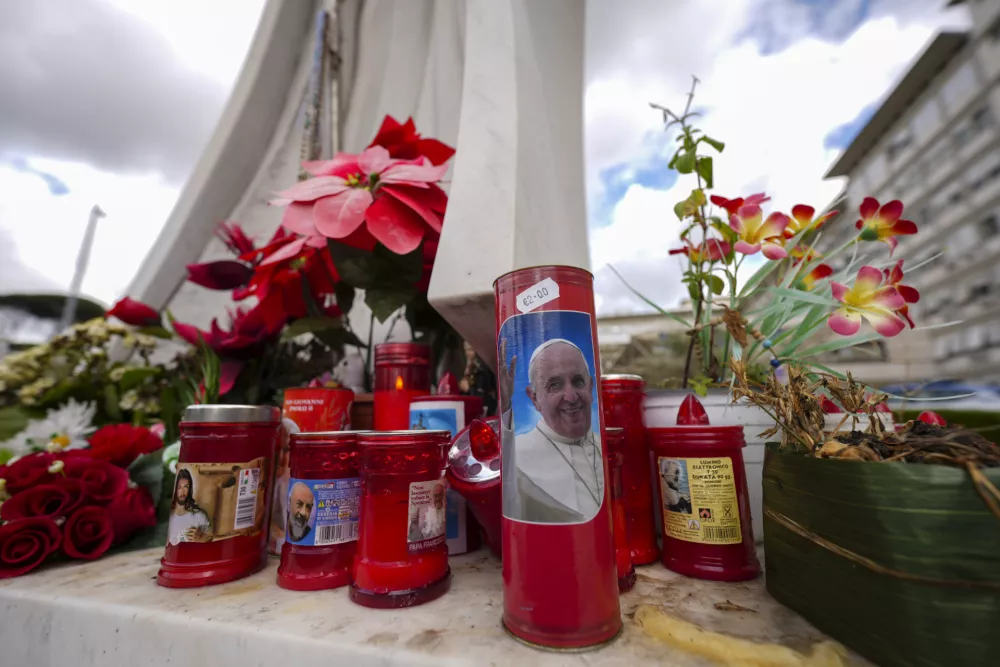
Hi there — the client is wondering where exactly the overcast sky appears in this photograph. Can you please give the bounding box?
[0,0,970,315]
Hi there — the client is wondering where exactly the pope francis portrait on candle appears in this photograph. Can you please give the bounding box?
[500,336,604,524]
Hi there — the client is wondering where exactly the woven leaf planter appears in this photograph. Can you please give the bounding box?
[763,444,1000,667]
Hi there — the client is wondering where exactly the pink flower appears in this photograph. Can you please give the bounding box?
[785,204,836,238]
[828,265,906,338]
[272,145,449,255]
[105,298,159,327]
[882,260,920,328]
[668,238,731,263]
[855,197,917,254]
[730,205,789,259]
[711,193,770,218]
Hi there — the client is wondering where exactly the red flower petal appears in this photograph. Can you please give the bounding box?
[415,138,456,166]
[219,360,243,396]
[879,200,903,223]
[891,219,918,235]
[365,195,426,254]
[105,298,160,327]
[62,506,114,560]
[186,260,253,290]
[898,285,920,303]
[0,517,62,578]
[313,190,374,238]
[379,160,448,187]
[258,236,308,267]
[383,184,443,232]
[859,197,879,220]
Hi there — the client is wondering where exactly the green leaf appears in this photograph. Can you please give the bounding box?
[103,384,123,421]
[687,282,701,302]
[696,156,713,188]
[706,274,725,295]
[675,150,696,174]
[702,136,725,152]
[766,287,838,307]
[128,448,166,507]
[281,316,345,342]
[794,331,884,359]
[607,265,691,327]
[0,406,31,441]
[137,326,173,339]
[327,241,423,291]
[118,366,161,391]
[366,286,419,323]
[334,282,356,315]
[737,257,783,299]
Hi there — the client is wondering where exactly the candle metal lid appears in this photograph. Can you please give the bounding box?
[182,404,281,424]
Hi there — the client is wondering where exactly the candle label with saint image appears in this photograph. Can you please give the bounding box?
[657,456,743,545]
[407,479,447,553]
[168,458,267,546]
[285,477,361,547]
[497,309,605,525]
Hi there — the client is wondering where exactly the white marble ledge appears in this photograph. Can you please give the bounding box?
[0,548,865,667]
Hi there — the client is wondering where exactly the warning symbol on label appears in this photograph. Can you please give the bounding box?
[723,505,733,518]
[687,519,701,530]
[699,508,713,520]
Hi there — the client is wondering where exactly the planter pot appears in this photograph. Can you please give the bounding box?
[645,390,771,543]
[763,444,1000,667]
[350,393,374,430]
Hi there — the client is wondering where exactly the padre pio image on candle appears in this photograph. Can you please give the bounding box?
[498,310,605,524]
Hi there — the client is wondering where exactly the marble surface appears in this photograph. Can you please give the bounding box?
[0,549,866,667]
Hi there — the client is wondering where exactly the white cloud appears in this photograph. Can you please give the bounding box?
[585,0,970,316]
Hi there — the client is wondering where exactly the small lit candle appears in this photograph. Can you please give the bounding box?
[373,343,431,431]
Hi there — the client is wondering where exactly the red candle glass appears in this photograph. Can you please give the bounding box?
[158,405,281,588]
[270,387,355,555]
[494,265,621,650]
[351,430,451,608]
[374,343,430,431]
[277,431,360,591]
[648,420,761,582]
[604,428,636,593]
[446,418,502,556]
[601,374,658,565]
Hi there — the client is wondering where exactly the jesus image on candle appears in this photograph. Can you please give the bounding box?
[500,335,604,524]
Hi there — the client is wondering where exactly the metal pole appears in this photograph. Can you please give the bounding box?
[59,204,105,331]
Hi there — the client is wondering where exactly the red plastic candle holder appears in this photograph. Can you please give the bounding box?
[277,431,360,591]
[604,428,636,593]
[374,343,430,431]
[494,265,621,650]
[600,374,658,565]
[158,405,281,588]
[648,421,760,582]
[351,430,452,608]
[447,418,502,556]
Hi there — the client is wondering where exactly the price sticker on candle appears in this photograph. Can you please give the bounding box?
[516,277,560,313]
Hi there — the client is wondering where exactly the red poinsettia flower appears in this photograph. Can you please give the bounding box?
[185,260,253,291]
[369,115,455,165]
[882,259,920,328]
[172,304,281,360]
[669,238,731,263]
[855,197,917,254]
[217,222,255,255]
[272,144,450,255]
[710,192,769,217]
[785,204,836,238]
[106,298,160,327]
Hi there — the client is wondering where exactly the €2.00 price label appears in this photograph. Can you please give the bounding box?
[516,277,560,313]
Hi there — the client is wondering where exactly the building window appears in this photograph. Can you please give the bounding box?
[911,101,941,138]
[942,61,978,112]
[886,126,913,162]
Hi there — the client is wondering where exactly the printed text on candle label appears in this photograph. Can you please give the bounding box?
[516,278,560,313]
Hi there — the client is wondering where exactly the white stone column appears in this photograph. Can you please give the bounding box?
[428,0,590,367]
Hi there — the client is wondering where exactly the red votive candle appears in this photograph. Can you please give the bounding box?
[158,405,281,588]
[374,343,430,431]
[350,429,451,608]
[601,374,658,565]
[446,418,503,556]
[494,265,621,650]
[648,412,760,581]
[605,428,636,593]
[277,431,360,591]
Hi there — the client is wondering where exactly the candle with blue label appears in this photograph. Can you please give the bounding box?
[409,373,484,556]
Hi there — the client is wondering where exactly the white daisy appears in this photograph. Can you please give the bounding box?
[0,399,97,456]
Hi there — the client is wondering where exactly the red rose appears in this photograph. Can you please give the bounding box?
[62,506,114,560]
[62,458,128,505]
[0,517,62,578]
[2,453,57,494]
[107,487,157,545]
[0,478,85,521]
[105,297,160,327]
[84,424,163,468]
